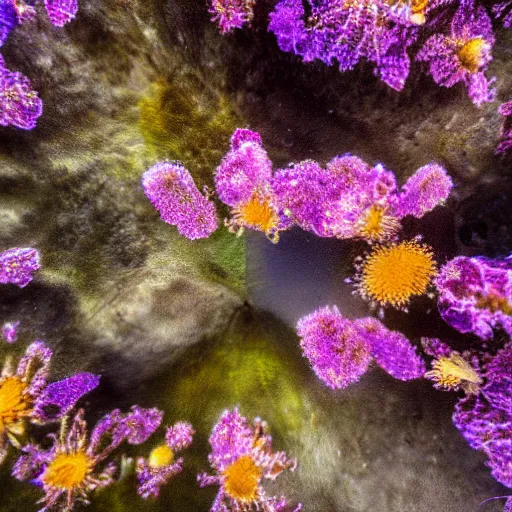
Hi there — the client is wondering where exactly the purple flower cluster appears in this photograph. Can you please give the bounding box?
[214,128,452,244]
[142,161,218,240]
[297,305,425,389]
[0,57,43,130]
[265,0,498,105]
[136,422,194,499]
[0,340,99,464]
[13,405,162,510]
[273,156,452,243]
[209,0,255,33]
[417,0,496,107]
[497,100,512,155]
[435,254,512,340]
[198,408,300,512]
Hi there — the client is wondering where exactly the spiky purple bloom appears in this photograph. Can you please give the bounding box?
[497,100,512,155]
[297,306,424,389]
[209,0,255,33]
[142,161,218,240]
[198,408,300,512]
[0,341,99,464]
[394,163,453,218]
[215,129,290,242]
[0,57,43,130]
[2,320,19,343]
[44,0,78,27]
[416,1,496,107]
[13,406,162,510]
[0,247,40,287]
[435,255,512,340]
[136,422,194,499]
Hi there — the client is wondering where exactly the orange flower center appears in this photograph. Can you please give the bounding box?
[42,452,92,490]
[223,455,261,503]
[236,195,279,235]
[0,377,30,433]
[458,37,489,73]
[359,241,436,307]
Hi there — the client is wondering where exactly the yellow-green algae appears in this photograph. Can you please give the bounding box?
[139,73,242,187]
[164,309,308,437]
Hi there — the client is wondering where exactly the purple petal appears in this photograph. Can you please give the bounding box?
[32,372,100,422]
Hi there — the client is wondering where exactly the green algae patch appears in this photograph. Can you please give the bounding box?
[164,310,308,439]
[138,75,242,186]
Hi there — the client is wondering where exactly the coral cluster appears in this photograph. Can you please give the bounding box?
[435,254,512,340]
[297,305,425,389]
[198,408,300,512]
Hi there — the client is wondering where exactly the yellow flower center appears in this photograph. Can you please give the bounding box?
[42,452,92,490]
[223,455,261,503]
[458,37,489,73]
[357,205,400,243]
[425,353,482,394]
[0,377,30,432]
[148,445,174,468]
[359,241,436,308]
[236,195,279,235]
